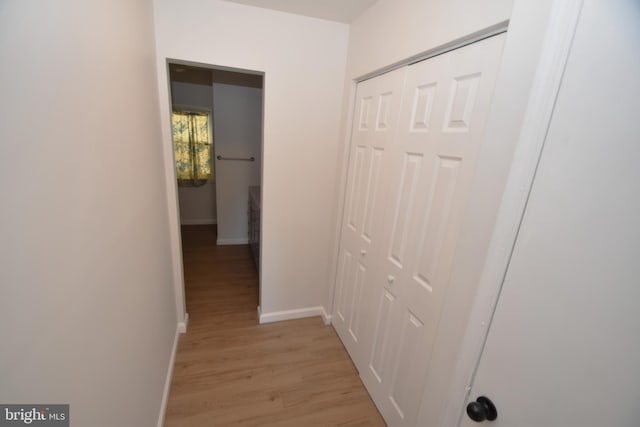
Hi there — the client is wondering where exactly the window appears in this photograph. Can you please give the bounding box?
[172,110,212,187]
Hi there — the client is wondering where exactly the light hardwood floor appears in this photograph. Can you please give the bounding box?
[164,225,386,426]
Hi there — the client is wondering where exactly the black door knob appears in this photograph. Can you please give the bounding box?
[466,396,498,422]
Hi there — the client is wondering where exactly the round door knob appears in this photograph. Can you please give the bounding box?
[387,275,395,283]
[466,396,497,422]
[360,249,366,256]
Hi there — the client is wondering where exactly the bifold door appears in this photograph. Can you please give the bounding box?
[333,67,407,369]
[334,33,506,426]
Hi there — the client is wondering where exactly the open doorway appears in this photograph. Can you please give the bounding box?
[167,61,264,319]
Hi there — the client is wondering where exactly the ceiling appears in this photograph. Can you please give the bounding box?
[223,0,378,23]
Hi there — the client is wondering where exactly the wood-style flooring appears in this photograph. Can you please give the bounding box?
[164,225,385,426]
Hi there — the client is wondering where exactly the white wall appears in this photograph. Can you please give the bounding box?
[172,80,213,108]
[346,0,513,79]
[0,1,177,426]
[154,0,349,316]
[177,178,217,224]
[172,80,218,225]
[212,83,262,244]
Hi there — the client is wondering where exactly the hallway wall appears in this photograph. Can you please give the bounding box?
[154,0,349,317]
[0,1,177,426]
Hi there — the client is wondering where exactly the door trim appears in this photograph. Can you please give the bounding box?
[357,21,509,83]
[440,1,584,425]
[161,59,265,332]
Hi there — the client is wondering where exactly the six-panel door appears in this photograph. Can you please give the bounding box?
[334,34,506,426]
[333,68,407,369]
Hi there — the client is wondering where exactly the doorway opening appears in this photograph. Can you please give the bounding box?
[167,61,264,322]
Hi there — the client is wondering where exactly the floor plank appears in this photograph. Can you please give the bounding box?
[164,225,385,426]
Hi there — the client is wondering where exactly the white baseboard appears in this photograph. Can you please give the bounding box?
[157,326,180,427]
[177,313,189,333]
[180,219,217,225]
[259,306,330,324]
[217,238,249,245]
[321,307,332,325]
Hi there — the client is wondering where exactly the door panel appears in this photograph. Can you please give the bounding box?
[360,34,506,426]
[388,152,424,268]
[368,288,396,383]
[412,156,461,296]
[387,311,426,420]
[333,68,407,368]
[362,148,385,242]
[334,249,354,326]
[345,145,369,232]
[461,3,640,426]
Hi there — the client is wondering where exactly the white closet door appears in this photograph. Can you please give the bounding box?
[333,68,407,368]
[360,34,506,426]
[461,2,640,425]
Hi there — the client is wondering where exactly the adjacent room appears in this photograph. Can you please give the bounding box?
[168,62,264,285]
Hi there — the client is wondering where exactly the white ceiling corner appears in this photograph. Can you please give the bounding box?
[222,0,378,23]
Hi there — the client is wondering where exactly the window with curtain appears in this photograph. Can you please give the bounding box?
[172,110,212,187]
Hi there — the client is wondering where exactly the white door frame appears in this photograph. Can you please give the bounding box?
[160,59,265,333]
